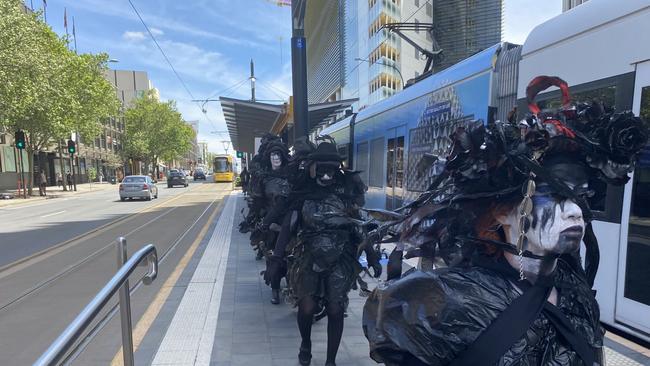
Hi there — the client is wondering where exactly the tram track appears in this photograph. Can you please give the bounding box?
[64,194,225,365]
[0,183,233,365]
[0,183,216,312]
[0,184,192,279]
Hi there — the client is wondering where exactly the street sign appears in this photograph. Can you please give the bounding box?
[236,151,243,158]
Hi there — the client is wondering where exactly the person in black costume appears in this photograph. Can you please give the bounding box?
[240,134,285,259]
[286,139,380,366]
[240,166,250,196]
[254,139,291,304]
[362,76,649,366]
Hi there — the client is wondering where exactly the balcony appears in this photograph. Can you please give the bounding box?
[368,57,403,84]
[368,28,400,53]
[369,86,397,105]
[369,0,401,22]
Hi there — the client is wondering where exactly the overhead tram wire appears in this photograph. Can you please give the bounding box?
[205,78,250,101]
[127,0,220,128]
[403,0,431,23]
[257,80,289,101]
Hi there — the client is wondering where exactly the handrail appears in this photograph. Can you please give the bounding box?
[34,243,158,366]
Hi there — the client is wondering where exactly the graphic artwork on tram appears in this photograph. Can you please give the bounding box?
[404,74,490,197]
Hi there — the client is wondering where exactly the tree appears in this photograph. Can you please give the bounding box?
[0,0,119,194]
[124,90,196,176]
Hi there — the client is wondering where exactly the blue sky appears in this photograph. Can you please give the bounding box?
[35,0,560,154]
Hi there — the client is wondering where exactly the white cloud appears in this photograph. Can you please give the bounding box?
[62,0,271,49]
[150,27,164,36]
[122,31,146,42]
[503,0,562,44]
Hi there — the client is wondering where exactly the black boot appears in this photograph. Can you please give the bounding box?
[298,341,311,366]
[270,289,280,305]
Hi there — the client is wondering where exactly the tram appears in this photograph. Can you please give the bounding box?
[320,0,650,341]
[212,155,235,182]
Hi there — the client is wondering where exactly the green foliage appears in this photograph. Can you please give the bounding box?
[0,0,120,192]
[123,90,196,165]
[88,167,97,182]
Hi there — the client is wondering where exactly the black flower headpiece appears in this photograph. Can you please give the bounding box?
[367,76,648,284]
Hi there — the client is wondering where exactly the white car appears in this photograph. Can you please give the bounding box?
[119,175,158,201]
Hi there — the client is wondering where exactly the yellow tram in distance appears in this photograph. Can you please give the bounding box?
[213,154,235,182]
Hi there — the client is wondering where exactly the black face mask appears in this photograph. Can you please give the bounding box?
[310,162,339,186]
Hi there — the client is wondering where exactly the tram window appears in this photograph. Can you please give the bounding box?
[337,145,349,168]
[387,139,395,188]
[387,136,404,188]
[356,142,369,184]
[536,85,616,112]
[369,137,384,187]
[624,86,650,306]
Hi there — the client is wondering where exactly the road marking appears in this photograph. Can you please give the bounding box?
[110,195,224,366]
[0,186,196,279]
[151,192,237,365]
[39,210,66,218]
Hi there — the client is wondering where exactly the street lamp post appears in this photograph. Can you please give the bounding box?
[355,57,405,88]
[221,141,231,156]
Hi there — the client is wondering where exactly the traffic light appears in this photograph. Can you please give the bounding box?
[67,139,76,155]
[14,130,25,150]
[236,151,243,158]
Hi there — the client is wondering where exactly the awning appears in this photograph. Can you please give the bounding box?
[304,98,358,133]
[220,97,357,154]
[219,97,286,154]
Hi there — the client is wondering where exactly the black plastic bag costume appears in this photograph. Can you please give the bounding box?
[362,76,649,366]
[239,134,287,258]
[285,139,376,366]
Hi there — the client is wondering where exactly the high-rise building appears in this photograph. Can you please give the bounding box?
[563,0,589,12]
[305,0,502,112]
[431,0,503,71]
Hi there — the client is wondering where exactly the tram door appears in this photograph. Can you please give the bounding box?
[616,61,650,334]
[385,126,406,210]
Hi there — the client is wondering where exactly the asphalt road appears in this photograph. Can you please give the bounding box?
[0,178,233,365]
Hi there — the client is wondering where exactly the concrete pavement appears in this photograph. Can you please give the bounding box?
[0,181,116,209]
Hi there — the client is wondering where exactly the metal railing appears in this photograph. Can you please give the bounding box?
[34,238,158,366]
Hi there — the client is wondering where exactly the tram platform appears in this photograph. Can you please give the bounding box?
[137,192,650,366]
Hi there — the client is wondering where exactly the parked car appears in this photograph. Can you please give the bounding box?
[193,169,206,180]
[119,175,158,201]
[167,169,189,188]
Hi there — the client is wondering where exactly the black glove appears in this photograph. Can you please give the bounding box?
[255,221,269,232]
[364,246,382,278]
[368,260,382,278]
[263,255,283,286]
[386,249,403,281]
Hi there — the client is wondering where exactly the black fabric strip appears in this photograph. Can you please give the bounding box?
[543,303,598,366]
[449,284,551,366]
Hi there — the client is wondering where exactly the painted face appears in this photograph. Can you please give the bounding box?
[503,183,586,256]
[270,152,282,170]
[315,165,337,186]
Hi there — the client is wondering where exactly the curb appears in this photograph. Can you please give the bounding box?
[0,184,116,208]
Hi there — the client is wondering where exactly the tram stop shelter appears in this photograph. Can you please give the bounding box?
[219,96,357,154]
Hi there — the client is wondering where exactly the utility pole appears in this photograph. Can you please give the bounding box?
[250,59,256,102]
[291,0,309,140]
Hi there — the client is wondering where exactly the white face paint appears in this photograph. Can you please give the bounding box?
[270,152,282,170]
[502,188,585,256]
